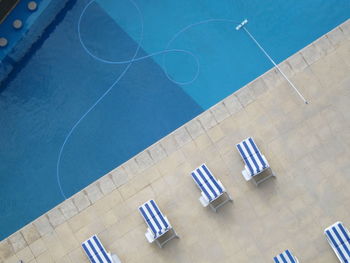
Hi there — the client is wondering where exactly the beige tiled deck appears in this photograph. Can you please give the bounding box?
[1,19,350,263]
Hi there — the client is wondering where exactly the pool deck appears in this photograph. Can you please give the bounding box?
[1,19,350,263]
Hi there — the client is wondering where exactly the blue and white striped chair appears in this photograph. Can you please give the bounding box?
[325,221,350,262]
[139,199,179,248]
[191,163,233,212]
[273,249,299,263]
[236,137,275,186]
[82,235,121,263]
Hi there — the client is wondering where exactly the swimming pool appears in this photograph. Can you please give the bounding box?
[0,0,349,240]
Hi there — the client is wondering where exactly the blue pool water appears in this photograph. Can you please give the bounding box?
[0,0,349,239]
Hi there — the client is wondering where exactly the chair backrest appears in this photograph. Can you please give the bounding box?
[325,221,350,262]
[236,137,260,159]
[236,137,268,175]
[273,249,297,263]
[191,164,223,201]
[82,235,112,263]
[139,200,169,238]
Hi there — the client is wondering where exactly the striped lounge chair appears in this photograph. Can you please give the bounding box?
[191,163,233,212]
[139,199,179,248]
[273,249,299,263]
[82,235,121,263]
[325,221,350,262]
[236,137,275,186]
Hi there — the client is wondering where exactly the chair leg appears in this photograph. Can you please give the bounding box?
[174,229,180,239]
[228,193,234,202]
[209,203,217,212]
[254,168,276,186]
[255,175,271,186]
[210,193,233,212]
[157,229,179,248]
[252,177,258,186]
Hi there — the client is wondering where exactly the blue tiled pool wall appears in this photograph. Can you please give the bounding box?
[0,0,71,83]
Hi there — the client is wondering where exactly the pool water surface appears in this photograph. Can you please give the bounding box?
[0,0,349,240]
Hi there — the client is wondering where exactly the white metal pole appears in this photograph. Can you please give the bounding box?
[236,19,308,104]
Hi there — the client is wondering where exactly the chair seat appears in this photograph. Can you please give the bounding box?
[237,137,269,176]
[337,244,350,262]
[273,249,297,263]
[82,235,113,263]
[245,152,268,176]
[139,200,170,239]
[191,163,223,202]
[325,221,350,263]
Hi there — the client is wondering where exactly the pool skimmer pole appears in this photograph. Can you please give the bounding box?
[236,19,309,104]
